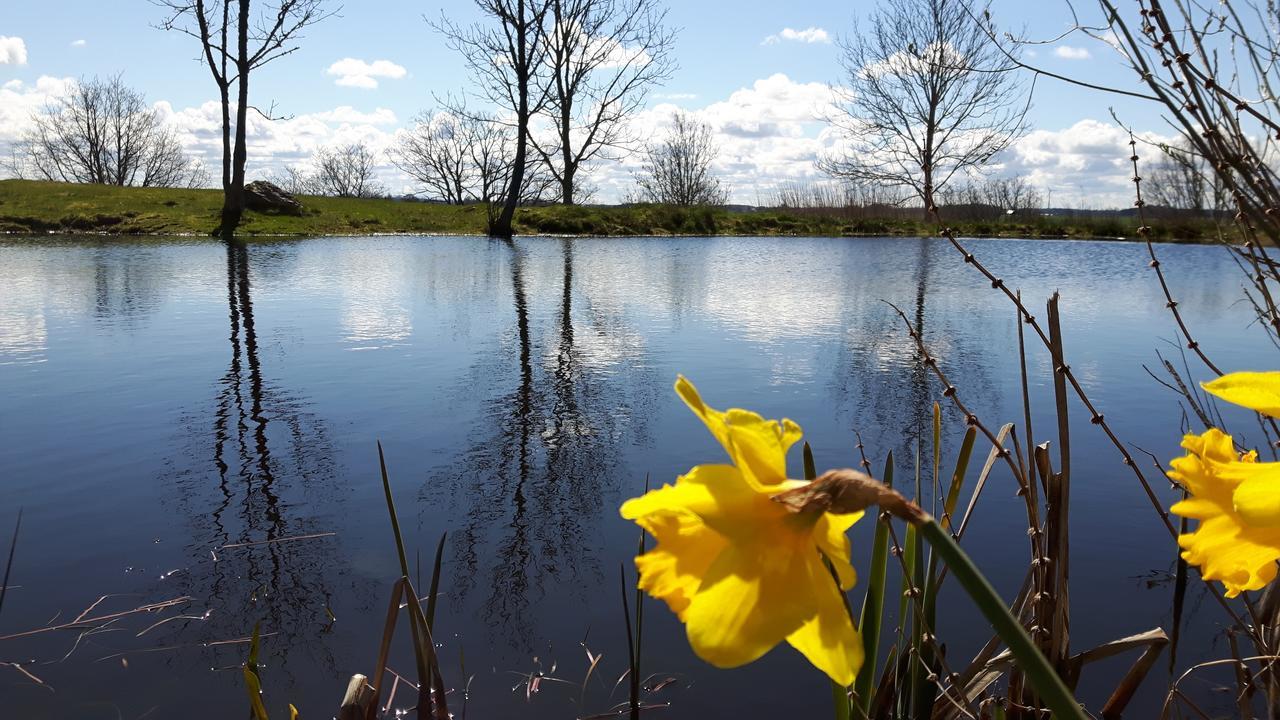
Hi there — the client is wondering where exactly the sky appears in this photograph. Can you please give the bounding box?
[0,1,1187,207]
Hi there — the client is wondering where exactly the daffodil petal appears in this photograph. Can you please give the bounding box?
[683,539,812,668]
[1169,496,1223,520]
[1203,372,1280,417]
[620,464,748,522]
[723,408,802,488]
[674,375,802,488]
[675,376,736,462]
[786,551,863,686]
[1234,472,1280,528]
[633,511,726,620]
[813,511,863,590]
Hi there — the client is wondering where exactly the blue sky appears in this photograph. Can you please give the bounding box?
[0,1,1180,205]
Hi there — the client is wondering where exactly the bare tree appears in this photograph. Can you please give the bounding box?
[435,0,553,238]
[470,115,520,204]
[1144,142,1226,213]
[11,75,204,188]
[309,142,383,198]
[820,0,1028,214]
[633,111,728,206]
[264,164,313,195]
[157,0,335,239]
[982,176,1041,214]
[532,0,676,204]
[478,129,558,226]
[390,110,483,204]
[390,108,554,206]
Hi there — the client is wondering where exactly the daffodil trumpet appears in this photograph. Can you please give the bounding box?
[1167,370,1280,598]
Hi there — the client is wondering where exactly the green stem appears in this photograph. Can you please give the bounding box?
[854,455,893,714]
[918,519,1087,720]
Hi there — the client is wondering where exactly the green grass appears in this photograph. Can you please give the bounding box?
[0,179,1217,241]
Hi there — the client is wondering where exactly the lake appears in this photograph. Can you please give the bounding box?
[0,234,1269,718]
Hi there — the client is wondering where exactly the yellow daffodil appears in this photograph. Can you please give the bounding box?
[1169,371,1280,597]
[620,376,863,685]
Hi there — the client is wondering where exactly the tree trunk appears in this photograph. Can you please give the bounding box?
[493,120,525,238]
[219,82,232,192]
[220,0,251,241]
[560,101,574,205]
[922,163,934,221]
[492,17,529,239]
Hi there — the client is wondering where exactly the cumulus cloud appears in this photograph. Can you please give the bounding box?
[0,36,28,65]
[326,58,407,89]
[612,78,1170,208]
[310,106,398,126]
[153,99,405,188]
[999,119,1173,207]
[763,27,831,46]
[0,77,76,143]
[586,73,840,202]
[1053,45,1091,60]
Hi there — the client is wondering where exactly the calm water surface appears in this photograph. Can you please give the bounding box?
[0,235,1270,718]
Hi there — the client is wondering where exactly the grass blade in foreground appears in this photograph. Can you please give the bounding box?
[854,454,892,715]
[244,623,270,720]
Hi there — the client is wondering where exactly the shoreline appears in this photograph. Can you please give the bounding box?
[0,179,1218,243]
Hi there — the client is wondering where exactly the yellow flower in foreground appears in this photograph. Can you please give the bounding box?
[1169,428,1280,597]
[620,376,863,685]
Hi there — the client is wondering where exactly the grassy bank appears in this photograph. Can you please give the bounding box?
[0,179,1215,241]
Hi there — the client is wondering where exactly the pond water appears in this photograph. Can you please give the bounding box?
[0,234,1271,718]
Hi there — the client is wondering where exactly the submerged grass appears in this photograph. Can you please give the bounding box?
[0,179,1218,240]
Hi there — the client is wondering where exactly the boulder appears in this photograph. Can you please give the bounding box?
[244,180,304,216]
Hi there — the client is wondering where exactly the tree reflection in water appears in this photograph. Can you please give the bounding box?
[164,241,342,678]
[428,238,658,651]
[827,236,1000,473]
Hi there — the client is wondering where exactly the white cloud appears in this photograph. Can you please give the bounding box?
[156,99,405,188]
[593,74,840,203]
[0,76,76,145]
[861,41,965,80]
[325,58,407,89]
[70,39,87,48]
[0,36,28,65]
[1054,45,1091,60]
[763,27,831,46]
[310,106,398,126]
[1000,119,1174,207]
